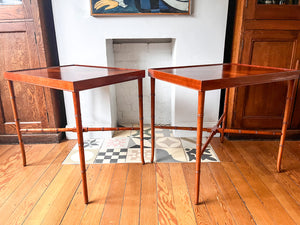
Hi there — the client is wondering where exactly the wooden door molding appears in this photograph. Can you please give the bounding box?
[241,30,300,66]
[0,0,32,20]
[289,32,300,128]
[244,0,300,20]
[231,30,300,129]
[0,21,49,134]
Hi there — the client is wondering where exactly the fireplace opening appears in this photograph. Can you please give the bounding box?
[107,38,175,126]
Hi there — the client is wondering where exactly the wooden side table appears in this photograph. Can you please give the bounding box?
[4,65,145,204]
[149,63,300,204]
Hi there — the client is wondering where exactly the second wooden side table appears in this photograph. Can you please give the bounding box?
[149,63,300,204]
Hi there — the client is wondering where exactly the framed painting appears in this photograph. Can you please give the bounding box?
[91,0,191,16]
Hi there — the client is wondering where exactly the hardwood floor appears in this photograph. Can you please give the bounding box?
[0,138,299,225]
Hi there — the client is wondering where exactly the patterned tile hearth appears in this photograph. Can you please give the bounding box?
[63,128,219,164]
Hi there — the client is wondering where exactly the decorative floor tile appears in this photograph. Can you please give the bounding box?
[102,137,129,149]
[156,137,182,148]
[63,148,99,164]
[128,137,151,149]
[180,137,196,148]
[202,147,220,162]
[94,148,127,164]
[155,128,173,137]
[180,137,208,149]
[113,130,132,138]
[126,148,152,163]
[155,148,187,163]
[131,128,151,139]
[73,139,104,150]
[184,145,219,162]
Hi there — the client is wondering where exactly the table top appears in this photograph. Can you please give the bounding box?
[148,63,300,91]
[4,65,145,91]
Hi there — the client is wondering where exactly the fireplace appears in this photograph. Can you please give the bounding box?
[51,0,229,139]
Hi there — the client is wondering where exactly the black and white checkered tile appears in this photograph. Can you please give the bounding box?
[94,148,127,164]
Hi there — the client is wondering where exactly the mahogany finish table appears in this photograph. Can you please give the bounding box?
[4,65,145,204]
[149,63,300,204]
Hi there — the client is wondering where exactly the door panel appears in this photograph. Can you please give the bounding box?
[233,30,300,129]
[290,42,300,128]
[245,0,300,20]
[0,22,46,134]
[0,0,32,20]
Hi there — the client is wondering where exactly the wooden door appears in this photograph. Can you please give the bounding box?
[0,21,48,135]
[0,0,64,143]
[232,30,300,129]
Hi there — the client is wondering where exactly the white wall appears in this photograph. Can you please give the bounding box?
[112,41,173,125]
[51,0,229,138]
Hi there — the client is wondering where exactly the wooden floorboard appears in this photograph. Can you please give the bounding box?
[181,163,214,225]
[119,164,142,225]
[140,163,158,225]
[234,141,300,224]
[6,141,76,225]
[169,163,197,225]
[80,164,115,225]
[0,138,299,225]
[200,164,236,225]
[0,142,66,224]
[207,163,256,225]
[156,163,178,225]
[99,164,129,225]
[60,164,102,225]
[220,141,295,225]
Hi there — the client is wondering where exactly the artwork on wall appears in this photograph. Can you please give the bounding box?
[91,0,191,16]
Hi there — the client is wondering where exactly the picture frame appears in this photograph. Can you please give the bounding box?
[90,0,191,16]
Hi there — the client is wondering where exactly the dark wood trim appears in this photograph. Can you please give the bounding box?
[0,132,64,144]
[255,5,300,20]
[244,20,300,30]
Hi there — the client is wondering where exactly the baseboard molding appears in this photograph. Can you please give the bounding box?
[0,132,65,144]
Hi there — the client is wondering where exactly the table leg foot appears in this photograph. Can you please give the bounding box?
[220,133,225,143]
[277,80,294,173]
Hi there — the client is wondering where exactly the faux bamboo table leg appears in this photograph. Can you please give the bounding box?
[277,79,295,172]
[195,90,205,204]
[72,92,88,204]
[7,80,26,166]
[138,79,145,164]
[151,77,155,163]
[220,88,229,143]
